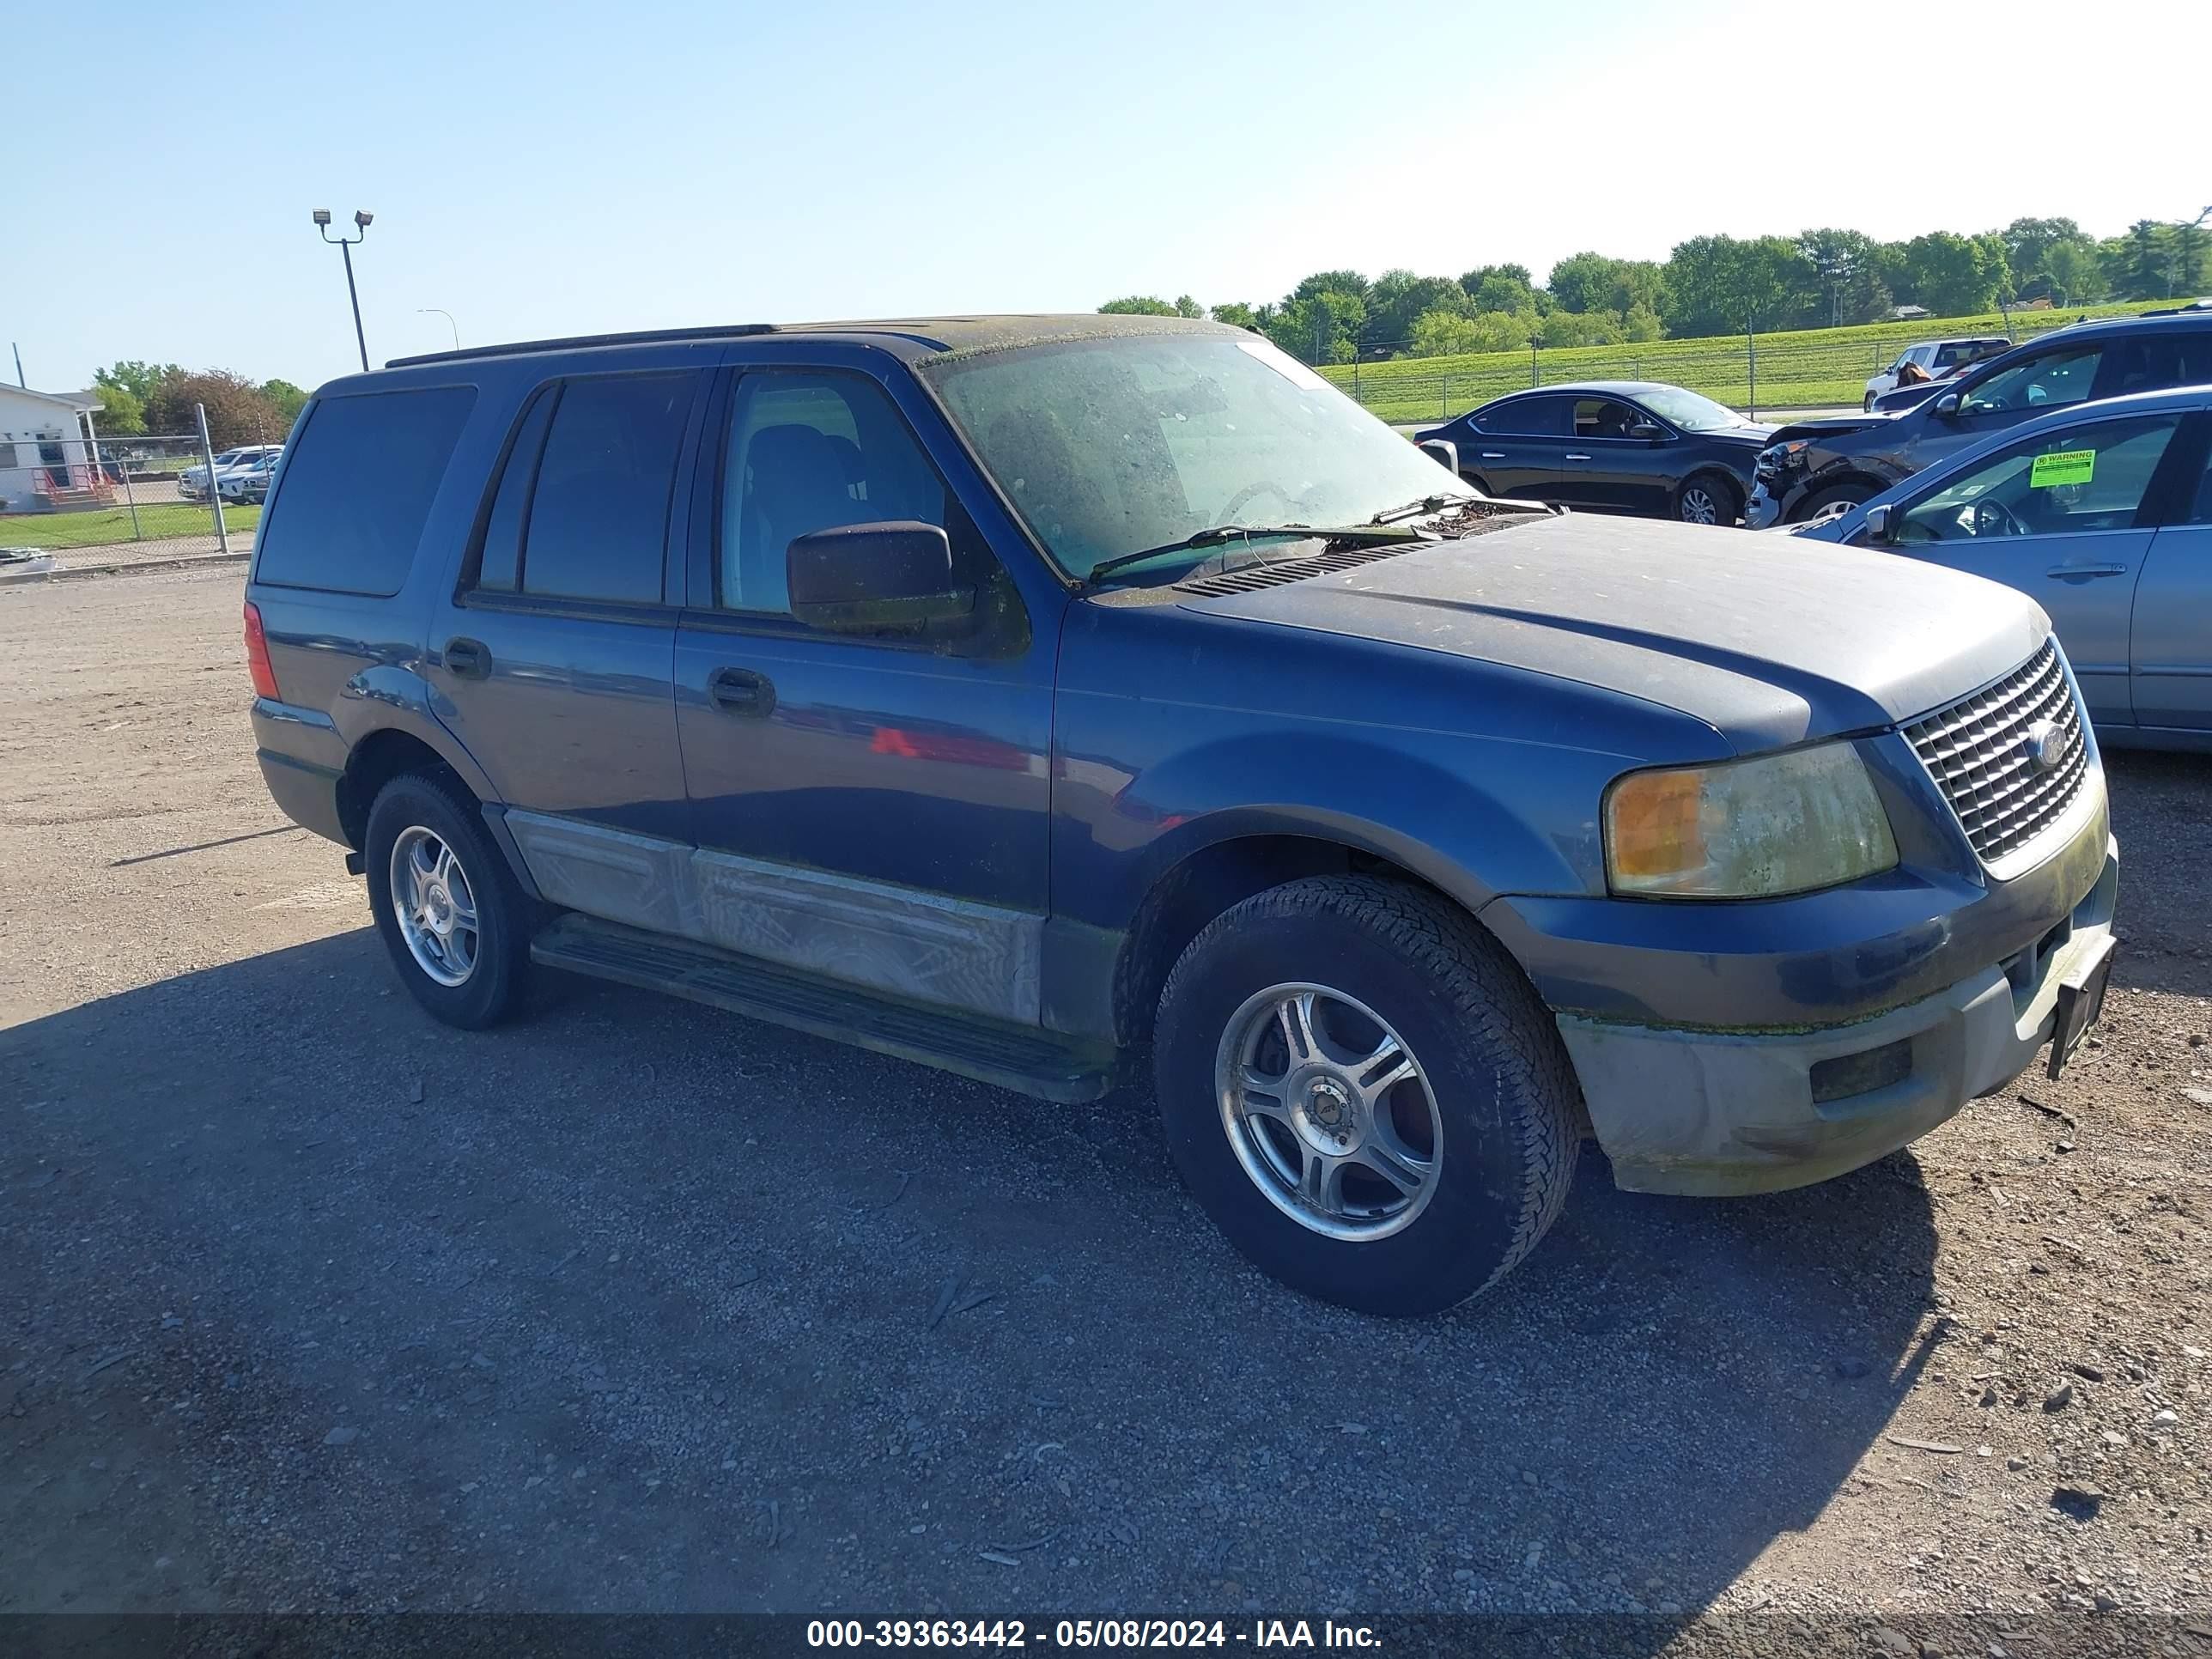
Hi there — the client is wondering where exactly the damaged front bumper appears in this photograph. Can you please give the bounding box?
[1486,789,2118,1197]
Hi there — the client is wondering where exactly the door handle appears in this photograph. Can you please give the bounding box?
[2046,563,2129,581]
[443,636,490,679]
[1478,451,1507,460]
[1565,453,1593,462]
[708,665,775,717]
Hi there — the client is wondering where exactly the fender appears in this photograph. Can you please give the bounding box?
[1059,726,1616,939]
[329,662,504,806]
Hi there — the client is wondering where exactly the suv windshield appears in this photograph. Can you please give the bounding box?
[1631,386,1742,432]
[924,331,1475,581]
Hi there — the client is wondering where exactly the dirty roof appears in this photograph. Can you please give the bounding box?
[380,313,1238,373]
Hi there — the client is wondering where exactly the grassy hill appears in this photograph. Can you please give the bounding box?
[1322,298,2175,423]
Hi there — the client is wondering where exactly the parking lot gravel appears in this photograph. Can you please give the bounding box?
[3,567,2208,1652]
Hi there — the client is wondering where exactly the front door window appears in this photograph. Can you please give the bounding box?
[1894,414,2181,544]
[1960,346,2102,416]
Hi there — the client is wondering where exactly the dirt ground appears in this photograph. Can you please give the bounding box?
[2,566,2208,1652]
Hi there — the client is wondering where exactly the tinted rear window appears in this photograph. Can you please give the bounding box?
[254,386,476,595]
[518,373,694,604]
[1478,396,1568,436]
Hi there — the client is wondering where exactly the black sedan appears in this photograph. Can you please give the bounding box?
[1415,381,1773,525]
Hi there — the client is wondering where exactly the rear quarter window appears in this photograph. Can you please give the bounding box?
[253,386,477,595]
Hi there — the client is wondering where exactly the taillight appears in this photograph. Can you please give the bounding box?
[243,600,280,700]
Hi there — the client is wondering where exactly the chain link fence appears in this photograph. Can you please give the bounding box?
[1330,307,2108,426]
[1,427,263,572]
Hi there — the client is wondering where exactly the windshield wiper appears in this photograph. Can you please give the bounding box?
[1084,522,1426,588]
[1368,494,1462,525]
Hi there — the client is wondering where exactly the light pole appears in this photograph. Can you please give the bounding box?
[313,209,374,372]
[416,307,460,352]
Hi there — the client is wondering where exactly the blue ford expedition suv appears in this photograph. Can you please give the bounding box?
[246,314,2119,1314]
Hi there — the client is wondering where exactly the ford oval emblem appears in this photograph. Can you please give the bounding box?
[2023,718,2065,773]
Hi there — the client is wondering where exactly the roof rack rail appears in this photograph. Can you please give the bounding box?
[384,322,780,370]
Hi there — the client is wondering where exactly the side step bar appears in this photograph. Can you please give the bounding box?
[530,914,1120,1103]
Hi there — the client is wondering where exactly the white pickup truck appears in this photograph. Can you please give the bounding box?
[1863,336,2010,410]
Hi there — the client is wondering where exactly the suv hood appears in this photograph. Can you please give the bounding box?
[1765,412,1894,447]
[1182,513,2049,751]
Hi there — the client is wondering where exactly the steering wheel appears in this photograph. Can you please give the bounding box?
[1970,497,2027,538]
[1214,479,1298,524]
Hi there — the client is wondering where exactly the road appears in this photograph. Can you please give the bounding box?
[2,566,2208,1650]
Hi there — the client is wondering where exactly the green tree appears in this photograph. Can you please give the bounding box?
[1097,295,1181,316]
[1662,235,1814,337]
[1458,264,1537,313]
[1265,291,1366,364]
[2124,220,2166,300]
[1364,270,1468,348]
[1290,269,1371,304]
[1540,308,1625,348]
[1544,253,1667,319]
[1545,252,1616,313]
[261,380,310,426]
[2170,222,2206,296]
[1979,233,2018,308]
[142,369,289,449]
[1172,295,1204,319]
[95,360,179,405]
[1407,308,1488,357]
[1796,228,1877,326]
[1898,231,2001,316]
[2040,240,2106,307]
[2000,216,2084,294]
[1208,301,1261,330]
[1622,301,1664,343]
[93,382,146,435]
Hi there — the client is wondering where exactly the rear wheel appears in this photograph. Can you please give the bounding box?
[1675,472,1739,526]
[363,772,533,1029]
[1153,876,1579,1315]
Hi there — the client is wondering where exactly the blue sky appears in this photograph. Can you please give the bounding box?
[9,0,2208,393]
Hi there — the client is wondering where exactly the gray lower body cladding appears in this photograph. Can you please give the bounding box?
[501,808,1044,1026]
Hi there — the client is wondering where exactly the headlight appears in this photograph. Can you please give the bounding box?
[1757,440,1810,472]
[1604,742,1898,898]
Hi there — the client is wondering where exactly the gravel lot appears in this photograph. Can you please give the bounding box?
[3,567,2209,1651]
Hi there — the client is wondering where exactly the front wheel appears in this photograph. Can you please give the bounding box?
[1674,473,1738,526]
[364,772,534,1029]
[1153,877,1579,1315]
[1795,483,1869,524]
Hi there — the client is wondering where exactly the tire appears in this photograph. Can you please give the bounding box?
[1674,472,1739,526]
[1152,876,1579,1316]
[1863,392,1877,412]
[363,771,534,1029]
[1794,483,1871,524]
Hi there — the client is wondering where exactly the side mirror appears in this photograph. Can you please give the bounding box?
[1932,392,1961,417]
[1863,503,1893,542]
[1418,437,1458,473]
[1626,422,1666,441]
[787,521,975,634]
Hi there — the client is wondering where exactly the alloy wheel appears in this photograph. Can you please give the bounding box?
[390,825,479,987]
[1213,983,1443,1242]
[1680,486,1722,525]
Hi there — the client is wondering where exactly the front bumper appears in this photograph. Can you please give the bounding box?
[1745,480,1789,529]
[1557,836,2115,1194]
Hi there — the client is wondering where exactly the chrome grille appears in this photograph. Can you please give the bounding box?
[1904,641,2088,866]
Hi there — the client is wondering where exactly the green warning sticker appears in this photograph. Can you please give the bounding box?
[2030,448,2095,488]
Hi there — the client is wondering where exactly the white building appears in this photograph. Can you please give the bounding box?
[0,385,104,513]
